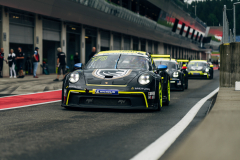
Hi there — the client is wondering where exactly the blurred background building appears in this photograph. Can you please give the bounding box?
[0,0,217,76]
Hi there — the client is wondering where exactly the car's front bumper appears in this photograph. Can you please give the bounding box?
[62,89,158,110]
[170,78,182,90]
[188,71,210,79]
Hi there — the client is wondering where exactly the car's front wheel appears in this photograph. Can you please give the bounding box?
[164,80,170,106]
[157,82,163,111]
[181,76,185,91]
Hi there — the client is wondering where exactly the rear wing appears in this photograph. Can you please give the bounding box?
[151,54,171,58]
[177,59,189,63]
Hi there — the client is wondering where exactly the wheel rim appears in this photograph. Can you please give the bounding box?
[159,82,162,107]
[168,80,170,101]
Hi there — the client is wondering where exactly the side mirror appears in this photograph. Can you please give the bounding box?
[182,66,187,70]
[73,63,83,70]
[157,65,168,72]
[210,65,213,68]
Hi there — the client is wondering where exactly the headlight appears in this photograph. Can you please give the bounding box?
[205,68,209,72]
[69,72,80,83]
[138,73,151,85]
[173,72,179,77]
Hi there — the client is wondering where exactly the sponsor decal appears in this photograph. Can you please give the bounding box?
[86,99,93,103]
[92,89,119,95]
[92,69,132,80]
[118,100,126,104]
[131,87,134,90]
[134,87,150,91]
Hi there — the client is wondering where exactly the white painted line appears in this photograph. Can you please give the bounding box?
[131,87,219,160]
[0,89,62,99]
[0,100,61,111]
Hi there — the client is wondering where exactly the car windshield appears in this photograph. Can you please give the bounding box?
[85,54,150,70]
[188,62,207,67]
[154,61,177,70]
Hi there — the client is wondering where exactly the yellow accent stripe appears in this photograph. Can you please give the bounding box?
[86,84,127,87]
[66,90,149,108]
[224,43,230,45]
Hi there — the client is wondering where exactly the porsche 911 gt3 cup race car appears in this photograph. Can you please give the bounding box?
[188,60,214,79]
[152,55,188,91]
[61,50,170,111]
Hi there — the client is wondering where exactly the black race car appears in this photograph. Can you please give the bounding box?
[61,50,170,111]
[153,57,188,91]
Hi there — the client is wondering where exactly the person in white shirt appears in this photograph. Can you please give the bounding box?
[7,49,16,78]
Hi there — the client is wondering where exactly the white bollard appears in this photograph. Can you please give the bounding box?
[235,81,240,91]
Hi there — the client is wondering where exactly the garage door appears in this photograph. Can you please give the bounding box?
[124,37,130,50]
[10,24,33,44]
[43,30,60,41]
[101,31,110,48]
[113,34,121,50]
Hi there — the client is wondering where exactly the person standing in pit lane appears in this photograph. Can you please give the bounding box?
[16,47,25,78]
[74,52,80,64]
[88,47,96,62]
[0,48,4,78]
[7,49,16,78]
[53,47,66,81]
[33,47,40,78]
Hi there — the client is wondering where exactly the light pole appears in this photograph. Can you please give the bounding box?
[233,2,240,42]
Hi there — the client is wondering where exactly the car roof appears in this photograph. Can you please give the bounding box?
[96,50,149,57]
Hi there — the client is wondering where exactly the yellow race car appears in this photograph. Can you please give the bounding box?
[187,60,214,79]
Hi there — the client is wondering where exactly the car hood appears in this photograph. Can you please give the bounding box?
[189,66,206,71]
[83,69,143,85]
[167,69,177,77]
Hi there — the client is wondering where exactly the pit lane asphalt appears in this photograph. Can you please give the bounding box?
[0,71,219,160]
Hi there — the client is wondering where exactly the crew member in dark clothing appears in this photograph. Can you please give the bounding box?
[53,47,66,81]
[0,48,5,78]
[74,52,80,64]
[16,47,25,78]
[88,47,96,61]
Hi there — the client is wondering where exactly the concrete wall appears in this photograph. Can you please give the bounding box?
[2,7,9,77]
[220,42,240,87]
[34,14,43,75]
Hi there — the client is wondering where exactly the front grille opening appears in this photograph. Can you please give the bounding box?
[79,97,131,106]
[105,75,113,78]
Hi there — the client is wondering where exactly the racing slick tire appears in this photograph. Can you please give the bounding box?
[156,82,163,111]
[164,80,170,106]
[210,70,214,79]
[181,76,185,91]
[185,79,188,89]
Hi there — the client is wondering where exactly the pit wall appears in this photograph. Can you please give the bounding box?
[220,42,240,87]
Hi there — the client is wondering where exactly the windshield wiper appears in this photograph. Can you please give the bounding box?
[115,54,121,69]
